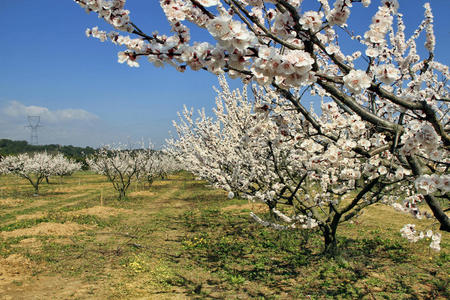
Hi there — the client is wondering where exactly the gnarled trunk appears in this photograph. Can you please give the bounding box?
[118,189,126,200]
[321,225,339,257]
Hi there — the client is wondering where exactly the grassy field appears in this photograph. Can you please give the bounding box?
[0,171,448,299]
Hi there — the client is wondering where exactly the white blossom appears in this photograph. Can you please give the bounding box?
[343,70,371,93]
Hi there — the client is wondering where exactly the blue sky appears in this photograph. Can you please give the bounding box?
[0,0,449,147]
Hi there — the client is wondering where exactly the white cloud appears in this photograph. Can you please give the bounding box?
[0,100,166,147]
[0,100,108,146]
[2,100,98,123]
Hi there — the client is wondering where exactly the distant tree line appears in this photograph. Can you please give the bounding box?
[0,139,96,169]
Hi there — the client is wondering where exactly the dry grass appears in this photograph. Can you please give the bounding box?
[221,202,266,213]
[16,212,46,221]
[0,198,24,207]
[1,222,90,238]
[0,254,34,280]
[66,206,132,218]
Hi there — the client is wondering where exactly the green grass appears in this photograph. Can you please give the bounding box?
[0,171,448,299]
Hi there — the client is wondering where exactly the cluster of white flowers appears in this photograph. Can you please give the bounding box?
[293,214,320,229]
[250,212,296,230]
[327,0,351,26]
[85,26,107,42]
[52,153,83,177]
[391,194,433,220]
[364,2,394,44]
[207,15,257,51]
[423,3,435,52]
[415,174,450,195]
[252,47,315,87]
[374,64,400,85]
[400,123,448,200]
[401,124,441,157]
[400,224,441,251]
[343,69,371,94]
[300,11,324,32]
[76,0,133,32]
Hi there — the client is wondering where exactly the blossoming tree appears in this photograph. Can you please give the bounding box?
[87,145,178,199]
[74,0,449,232]
[0,152,82,195]
[49,153,83,182]
[168,76,443,254]
[154,153,182,179]
[137,150,180,187]
[87,145,149,200]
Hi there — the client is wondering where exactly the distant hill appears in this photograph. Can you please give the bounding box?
[0,139,96,168]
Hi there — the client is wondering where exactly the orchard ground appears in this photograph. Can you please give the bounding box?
[0,172,448,299]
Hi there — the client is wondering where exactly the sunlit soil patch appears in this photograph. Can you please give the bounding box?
[12,237,43,254]
[19,199,50,209]
[2,276,98,300]
[151,181,171,187]
[16,212,46,221]
[50,237,75,245]
[0,198,24,208]
[221,202,267,213]
[0,254,35,286]
[66,205,132,218]
[51,183,110,194]
[128,190,155,197]
[0,222,90,238]
[141,199,191,211]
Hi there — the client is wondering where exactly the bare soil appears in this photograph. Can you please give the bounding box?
[66,205,132,218]
[0,198,24,208]
[0,254,34,287]
[0,222,89,238]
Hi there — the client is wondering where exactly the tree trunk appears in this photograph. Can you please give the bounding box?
[147,176,154,188]
[268,201,277,219]
[322,226,338,257]
[118,189,126,200]
[33,184,39,196]
[424,194,450,232]
[26,177,40,196]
